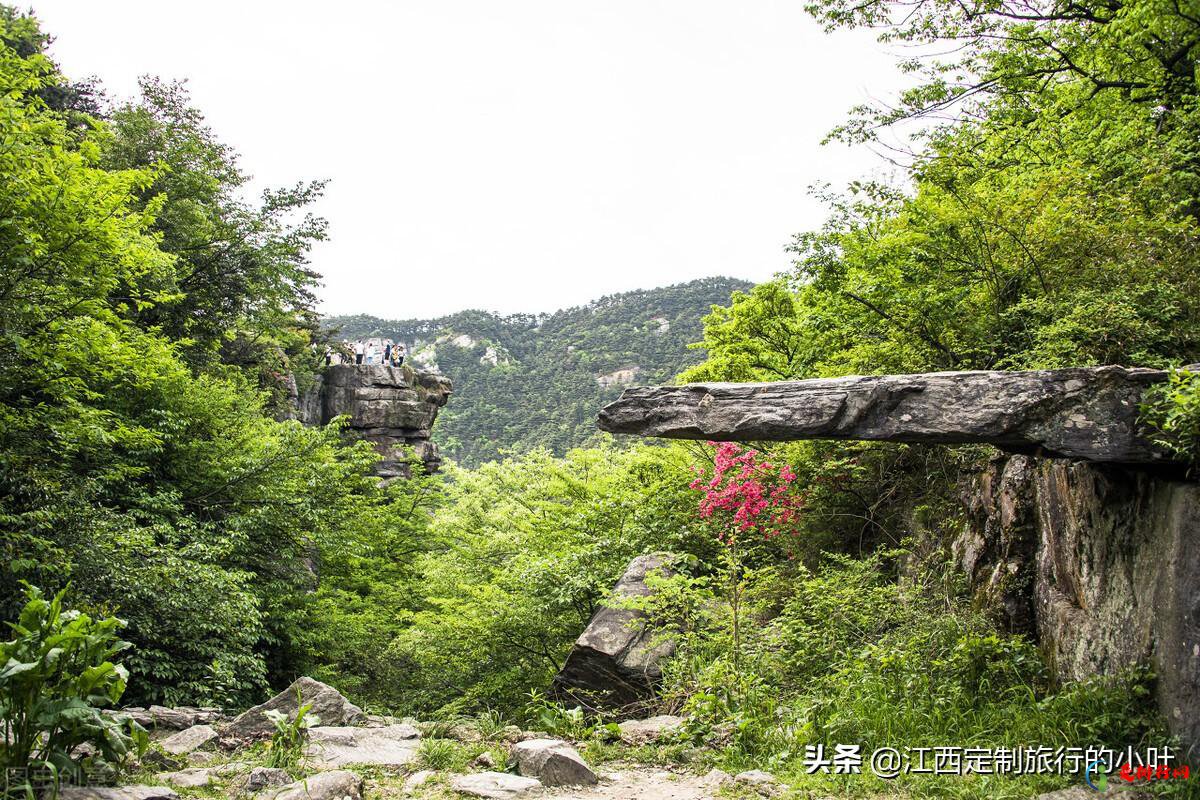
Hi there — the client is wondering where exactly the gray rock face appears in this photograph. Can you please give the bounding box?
[617,715,685,745]
[159,724,218,755]
[223,677,364,741]
[551,554,678,713]
[734,770,781,796]
[118,706,224,732]
[265,770,362,800]
[155,768,213,788]
[957,455,1200,759]
[510,738,598,786]
[449,772,540,799]
[402,770,435,794]
[598,366,1175,464]
[246,767,292,792]
[57,788,177,800]
[302,724,420,767]
[298,365,452,477]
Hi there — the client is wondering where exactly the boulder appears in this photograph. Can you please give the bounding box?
[155,769,213,788]
[159,724,218,755]
[185,751,217,766]
[510,738,598,786]
[700,768,733,788]
[617,715,685,744]
[597,366,1176,464]
[734,770,781,795]
[551,553,678,712]
[302,724,420,767]
[402,770,435,794]
[265,770,363,800]
[224,677,364,740]
[145,706,198,731]
[449,772,540,799]
[246,767,292,792]
[57,788,177,800]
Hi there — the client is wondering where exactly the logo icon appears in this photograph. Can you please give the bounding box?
[1085,759,1110,791]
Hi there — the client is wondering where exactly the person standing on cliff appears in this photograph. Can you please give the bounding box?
[354,340,365,365]
[383,340,392,365]
[393,342,406,366]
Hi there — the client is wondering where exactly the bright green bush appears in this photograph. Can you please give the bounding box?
[1141,368,1200,463]
[263,690,318,772]
[0,585,148,795]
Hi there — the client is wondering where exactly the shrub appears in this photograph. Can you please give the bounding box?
[416,738,466,771]
[0,585,148,795]
[263,690,319,772]
[1141,367,1200,463]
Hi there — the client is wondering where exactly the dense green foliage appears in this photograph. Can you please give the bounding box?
[326,277,750,467]
[0,9,407,709]
[2,2,1196,797]
[0,586,147,794]
[1143,368,1200,463]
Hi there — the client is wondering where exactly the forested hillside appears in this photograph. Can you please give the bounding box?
[326,277,750,466]
[3,3,1200,799]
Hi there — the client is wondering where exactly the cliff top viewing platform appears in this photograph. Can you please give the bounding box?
[298,364,451,477]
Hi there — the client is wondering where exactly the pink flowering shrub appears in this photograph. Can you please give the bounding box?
[689,441,806,545]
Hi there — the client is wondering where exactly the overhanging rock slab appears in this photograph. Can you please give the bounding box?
[597,366,1176,464]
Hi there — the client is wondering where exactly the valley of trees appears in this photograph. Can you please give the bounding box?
[2,2,1199,798]
[326,277,751,466]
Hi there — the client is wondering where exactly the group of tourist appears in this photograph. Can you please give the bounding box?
[325,338,406,367]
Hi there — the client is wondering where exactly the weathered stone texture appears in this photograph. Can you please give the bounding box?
[598,366,1174,464]
[551,553,678,713]
[957,456,1200,759]
[224,677,364,741]
[302,724,420,767]
[298,365,451,477]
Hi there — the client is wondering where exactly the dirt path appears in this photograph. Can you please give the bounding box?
[540,769,723,800]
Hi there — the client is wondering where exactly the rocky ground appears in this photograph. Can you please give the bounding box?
[64,678,1144,800]
[62,678,771,800]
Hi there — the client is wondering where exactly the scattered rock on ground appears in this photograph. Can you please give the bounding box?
[224,677,364,740]
[617,715,685,745]
[140,750,185,770]
[734,770,780,795]
[497,726,526,743]
[57,788,178,800]
[213,762,251,776]
[155,769,213,788]
[403,770,435,794]
[450,772,541,799]
[447,724,484,743]
[303,724,420,767]
[185,751,217,766]
[265,770,363,800]
[160,724,218,755]
[147,706,199,731]
[700,768,732,788]
[472,751,496,768]
[511,738,598,786]
[246,767,292,792]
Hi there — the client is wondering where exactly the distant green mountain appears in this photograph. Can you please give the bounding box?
[325,277,752,466]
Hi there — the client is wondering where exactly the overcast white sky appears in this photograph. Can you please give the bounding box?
[27,1,908,319]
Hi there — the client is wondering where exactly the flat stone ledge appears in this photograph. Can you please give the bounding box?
[598,366,1178,464]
